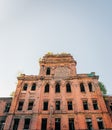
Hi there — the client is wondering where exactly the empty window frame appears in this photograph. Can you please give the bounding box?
[110,103,112,111]
[28,101,34,110]
[93,100,98,110]
[13,118,20,130]
[46,67,50,75]
[43,101,48,110]
[80,83,85,92]
[66,83,71,92]
[55,101,60,110]
[0,117,6,130]
[55,118,61,130]
[41,118,47,130]
[86,118,93,130]
[44,83,49,93]
[68,101,73,110]
[55,83,60,93]
[69,118,75,130]
[24,118,31,129]
[88,82,93,92]
[31,83,36,91]
[4,102,11,112]
[97,118,104,129]
[83,100,89,110]
[17,101,24,111]
[23,83,28,91]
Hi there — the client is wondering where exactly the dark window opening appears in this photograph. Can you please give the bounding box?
[43,101,48,110]
[24,118,30,129]
[46,67,50,75]
[56,101,60,110]
[55,83,60,93]
[83,101,88,110]
[88,83,93,92]
[0,117,6,130]
[68,101,73,110]
[110,105,112,111]
[17,101,24,111]
[44,83,49,93]
[28,101,34,110]
[23,83,28,91]
[41,118,47,130]
[66,83,71,92]
[80,83,85,92]
[97,118,104,129]
[31,83,36,91]
[86,118,93,130]
[4,103,11,112]
[55,118,61,130]
[69,118,75,130]
[93,100,98,110]
[13,119,20,130]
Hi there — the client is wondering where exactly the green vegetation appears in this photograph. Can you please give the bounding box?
[98,81,107,94]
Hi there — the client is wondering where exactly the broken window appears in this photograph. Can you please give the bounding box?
[55,83,60,93]
[43,101,48,110]
[24,118,30,129]
[46,67,50,75]
[97,118,104,129]
[80,83,85,92]
[55,118,61,130]
[55,101,60,110]
[28,101,34,110]
[66,83,71,92]
[23,83,28,91]
[69,118,75,130]
[83,100,88,110]
[93,100,98,110]
[31,83,36,91]
[86,118,93,130]
[68,101,73,110]
[88,82,93,92]
[17,101,24,111]
[41,118,47,130]
[0,116,6,130]
[13,118,20,130]
[4,102,11,112]
[44,83,49,93]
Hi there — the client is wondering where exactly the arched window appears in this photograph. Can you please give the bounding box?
[31,83,36,91]
[46,67,50,75]
[55,83,60,93]
[44,83,49,92]
[23,83,28,91]
[80,83,85,92]
[66,83,71,92]
[88,82,93,92]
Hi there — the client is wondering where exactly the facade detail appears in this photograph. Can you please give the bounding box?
[0,53,112,130]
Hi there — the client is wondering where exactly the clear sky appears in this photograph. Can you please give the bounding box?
[0,0,112,97]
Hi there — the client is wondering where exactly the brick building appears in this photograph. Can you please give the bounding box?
[0,53,112,130]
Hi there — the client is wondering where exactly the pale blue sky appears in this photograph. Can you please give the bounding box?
[0,1,112,96]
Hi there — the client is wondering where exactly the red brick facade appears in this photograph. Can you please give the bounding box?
[0,53,112,130]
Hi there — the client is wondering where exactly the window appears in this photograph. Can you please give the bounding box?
[31,83,36,91]
[17,101,24,111]
[24,118,30,129]
[4,103,11,112]
[80,83,85,92]
[41,118,47,130]
[68,101,73,110]
[28,101,34,110]
[46,67,50,75]
[86,118,93,130]
[69,118,75,130]
[55,118,61,130]
[88,83,93,92]
[13,119,20,130]
[83,100,88,110]
[66,83,71,92]
[55,101,60,110]
[110,104,112,111]
[44,83,49,93]
[93,100,98,110]
[43,101,48,110]
[0,117,6,130]
[23,83,28,91]
[97,118,104,129]
[55,83,60,93]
